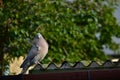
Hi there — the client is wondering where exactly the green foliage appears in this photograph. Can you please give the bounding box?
[0,0,120,65]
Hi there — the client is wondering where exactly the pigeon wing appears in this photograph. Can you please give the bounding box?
[20,45,38,68]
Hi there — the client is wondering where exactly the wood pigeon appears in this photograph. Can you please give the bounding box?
[20,33,49,74]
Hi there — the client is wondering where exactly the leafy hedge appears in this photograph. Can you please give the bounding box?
[0,0,120,64]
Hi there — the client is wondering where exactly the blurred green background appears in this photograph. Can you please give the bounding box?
[0,0,120,75]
